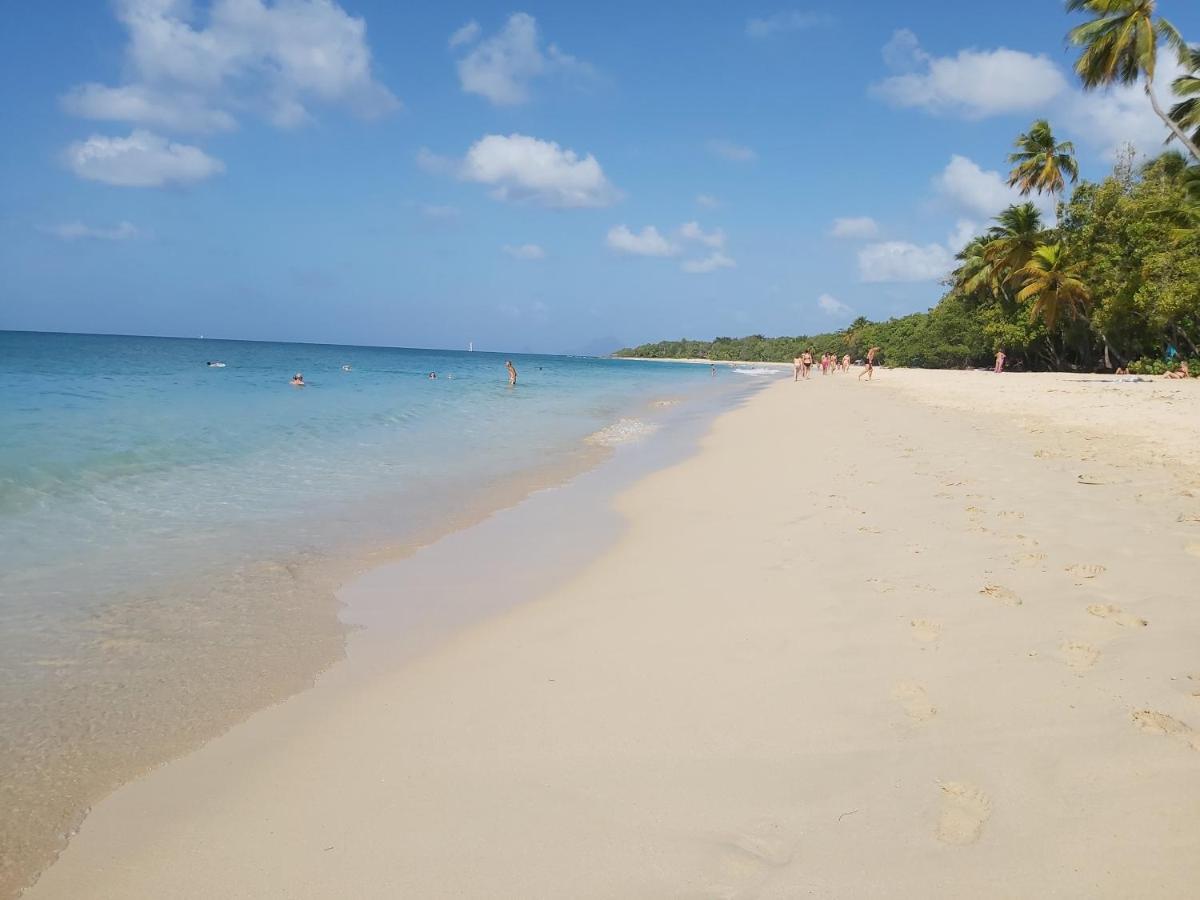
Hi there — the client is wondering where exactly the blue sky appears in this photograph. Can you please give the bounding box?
[2,1,1198,354]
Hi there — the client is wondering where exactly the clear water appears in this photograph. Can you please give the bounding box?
[0,330,755,896]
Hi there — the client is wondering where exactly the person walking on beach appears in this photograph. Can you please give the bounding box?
[858,347,880,381]
[505,360,518,386]
[994,350,1006,374]
[841,353,850,373]
[801,348,814,380]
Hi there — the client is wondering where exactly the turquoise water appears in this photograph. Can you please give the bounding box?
[0,332,731,627]
[0,331,766,893]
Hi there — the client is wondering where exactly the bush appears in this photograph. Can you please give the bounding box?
[1127,357,1199,376]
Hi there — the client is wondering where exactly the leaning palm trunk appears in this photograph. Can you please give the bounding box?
[1147,75,1200,162]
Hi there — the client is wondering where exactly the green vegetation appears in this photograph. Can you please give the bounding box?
[614,3,1200,376]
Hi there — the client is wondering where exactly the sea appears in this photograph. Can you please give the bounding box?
[0,330,772,896]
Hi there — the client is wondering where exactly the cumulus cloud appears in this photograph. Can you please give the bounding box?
[830,216,879,239]
[872,29,1066,119]
[817,293,851,316]
[63,130,225,187]
[448,19,481,48]
[503,242,546,260]
[607,225,677,257]
[457,133,618,208]
[745,10,831,38]
[707,139,757,162]
[1063,54,1184,160]
[454,12,591,106]
[40,221,141,241]
[858,240,953,283]
[934,154,1054,220]
[695,193,720,208]
[61,0,398,134]
[679,221,725,249]
[681,252,736,274]
[61,83,236,134]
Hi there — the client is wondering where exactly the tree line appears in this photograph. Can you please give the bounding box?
[617,2,1200,375]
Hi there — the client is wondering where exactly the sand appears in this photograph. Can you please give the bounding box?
[25,369,1200,899]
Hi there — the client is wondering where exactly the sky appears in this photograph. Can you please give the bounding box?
[2,0,1198,354]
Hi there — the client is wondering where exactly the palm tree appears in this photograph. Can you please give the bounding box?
[1007,120,1079,196]
[1015,244,1092,330]
[1169,47,1200,151]
[983,203,1046,285]
[1066,0,1200,162]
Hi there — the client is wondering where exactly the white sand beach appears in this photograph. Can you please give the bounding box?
[26,369,1200,899]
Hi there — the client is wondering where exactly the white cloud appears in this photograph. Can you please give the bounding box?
[707,139,757,162]
[745,11,831,38]
[62,0,398,134]
[503,242,546,260]
[872,29,1067,119]
[679,221,725,249]
[830,216,879,239]
[817,293,851,316]
[946,219,980,254]
[40,221,141,241]
[934,154,1054,220]
[60,83,236,134]
[858,241,953,283]
[455,13,590,106]
[607,225,677,257]
[681,252,736,274]
[1063,55,1183,160]
[459,133,617,208]
[448,20,480,48]
[695,193,720,208]
[63,130,225,187]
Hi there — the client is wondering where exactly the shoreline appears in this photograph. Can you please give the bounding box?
[4,376,766,900]
[24,370,1200,898]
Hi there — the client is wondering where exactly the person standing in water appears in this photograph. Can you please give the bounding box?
[505,360,518,385]
[710,363,716,377]
[858,347,880,381]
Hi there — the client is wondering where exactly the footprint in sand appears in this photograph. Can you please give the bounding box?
[1012,551,1047,568]
[1087,603,1147,628]
[703,818,797,899]
[1065,563,1106,580]
[1060,641,1100,672]
[893,682,937,722]
[1132,710,1200,751]
[980,584,1022,607]
[935,782,992,845]
[910,619,942,643]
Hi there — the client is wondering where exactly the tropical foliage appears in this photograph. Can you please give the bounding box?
[617,4,1200,375]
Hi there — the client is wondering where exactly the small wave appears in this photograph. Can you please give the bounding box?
[731,366,780,376]
[585,417,656,447]
[650,398,679,408]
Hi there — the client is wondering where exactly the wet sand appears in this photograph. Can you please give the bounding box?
[25,369,1200,898]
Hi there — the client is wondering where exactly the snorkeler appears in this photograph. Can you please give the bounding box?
[290,373,305,386]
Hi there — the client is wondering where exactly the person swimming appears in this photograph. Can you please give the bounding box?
[290,373,305,386]
[206,361,226,367]
[341,364,352,372]
[428,372,437,379]
[505,360,518,385]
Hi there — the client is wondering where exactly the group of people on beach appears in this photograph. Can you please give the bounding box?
[793,347,879,382]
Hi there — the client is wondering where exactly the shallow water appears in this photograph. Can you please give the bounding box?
[0,331,760,896]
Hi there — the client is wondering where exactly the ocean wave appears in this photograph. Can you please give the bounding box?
[585,417,656,447]
[731,366,781,376]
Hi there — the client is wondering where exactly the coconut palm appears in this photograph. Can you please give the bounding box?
[950,236,998,298]
[1169,47,1200,151]
[1015,244,1092,329]
[1066,0,1200,162]
[982,203,1047,285]
[1007,120,1079,196]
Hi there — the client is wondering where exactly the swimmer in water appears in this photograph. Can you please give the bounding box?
[506,360,518,385]
[428,372,437,379]
[342,364,352,372]
[206,360,225,367]
[290,373,305,387]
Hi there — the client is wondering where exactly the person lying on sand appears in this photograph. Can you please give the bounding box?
[1164,361,1190,379]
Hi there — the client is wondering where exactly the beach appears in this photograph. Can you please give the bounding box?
[23,368,1200,898]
